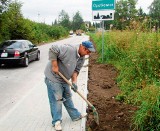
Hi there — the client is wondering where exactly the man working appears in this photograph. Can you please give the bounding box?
[44,41,95,131]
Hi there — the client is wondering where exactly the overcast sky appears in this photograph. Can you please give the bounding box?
[19,0,154,25]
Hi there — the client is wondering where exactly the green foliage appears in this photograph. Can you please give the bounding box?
[72,11,84,31]
[0,0,10,14]
[0,0,10,30]
[137,7,147,19]
[132,85,160,131]
[53,19,58,25]
[149,0,160,28]
[117,32,160,94]
[28,22,68,44]
[48,25,68,40]
[0,1,24,41]
[80,23,86,32]
[0,1,86,44]
[115,0,138,30]
[0,1,68,44]
[89,31,160,130]
[58,10,71,31]
[0,1,37,41]
[31,22,50,44]
[88,26,95,32]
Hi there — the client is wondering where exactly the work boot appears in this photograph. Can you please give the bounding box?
[54,121,62,131]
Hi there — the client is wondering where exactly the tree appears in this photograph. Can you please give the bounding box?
[92,22,95,27]
[1,1,35,41]
[0,0,10,39]
[5,1,25,39]
[137,7,147,21]
[58,10,71,31]
[53,19,58,25]
[0,1,69,43]
[149,0,160,29]
[138,7,146,17]
[0,0,10,14]
[72,11,83,31]
[104,20,114,30]
[114,0,138,30]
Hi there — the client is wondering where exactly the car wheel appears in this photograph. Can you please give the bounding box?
[23,57,29,67]
[36,52,40,61]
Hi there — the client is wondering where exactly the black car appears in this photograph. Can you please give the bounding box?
[0,40,40,67]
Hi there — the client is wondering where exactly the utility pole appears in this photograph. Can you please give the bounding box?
[102,21,104,62]
[95,22,96,33]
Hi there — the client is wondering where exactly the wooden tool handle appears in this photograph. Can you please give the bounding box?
[58,72,93,107]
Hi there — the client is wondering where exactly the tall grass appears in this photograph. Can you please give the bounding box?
[89,31,160,130]
[132,84,160,131]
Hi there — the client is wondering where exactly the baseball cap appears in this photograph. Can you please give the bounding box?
[82,41,96,52]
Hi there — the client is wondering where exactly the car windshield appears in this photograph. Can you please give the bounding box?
[0,41,22,49]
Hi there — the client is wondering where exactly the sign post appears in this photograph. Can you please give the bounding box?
[92,0,115,62]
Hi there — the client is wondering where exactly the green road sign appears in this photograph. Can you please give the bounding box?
[92,0,115,10]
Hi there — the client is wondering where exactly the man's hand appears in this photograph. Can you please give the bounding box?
[72,83,78,92]
[52,60,59,74]
[52,66,59,74]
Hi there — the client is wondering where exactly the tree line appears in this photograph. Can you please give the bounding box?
[0,0,160,44]
[0,0,86,44]
[99,0,160,31]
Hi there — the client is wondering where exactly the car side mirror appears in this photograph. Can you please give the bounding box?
[29,45,36,48]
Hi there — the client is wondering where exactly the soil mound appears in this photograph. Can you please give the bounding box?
[86,52,136,131]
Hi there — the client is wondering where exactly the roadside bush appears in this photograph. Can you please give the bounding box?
[48,25,68,40]
[89,31,160,130]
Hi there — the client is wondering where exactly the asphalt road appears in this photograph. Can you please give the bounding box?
[0,34,89,119]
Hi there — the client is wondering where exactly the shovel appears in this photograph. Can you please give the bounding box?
[58,72,99,125]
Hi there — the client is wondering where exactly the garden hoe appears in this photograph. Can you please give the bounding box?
[58,72,99,126]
